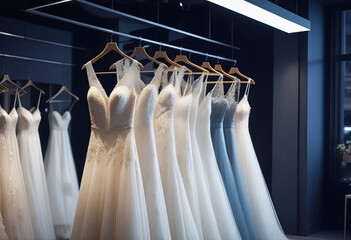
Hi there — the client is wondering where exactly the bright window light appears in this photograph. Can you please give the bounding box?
[207,0,310,33]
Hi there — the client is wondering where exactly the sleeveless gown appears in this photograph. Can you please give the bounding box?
[72,59,150,240]
[196,78,242,240]
[44,110,79,239]
[210,78,251,239]
[0,92,34,240]
[223,82,258,240]
[173,69,203,240]
[154,68,200,240]
[17,93,55,240]
[234,80,287,240]
[188,75,222,240]
[134,63,171,240]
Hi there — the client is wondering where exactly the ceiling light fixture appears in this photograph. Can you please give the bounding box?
[207,0,310,33]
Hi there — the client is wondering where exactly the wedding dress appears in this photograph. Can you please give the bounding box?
[72,59,150,240]
[0,91,34,240]
[17,92,55,240]
[0,212,8,240]
[154,68,200,240]
[234,79,287,240]
[223,81,257,240]
[188,75,222,240]
[173,70,203,240]
[210,77,251,239]
[196,77,242,240]
[134,63,171,240]
[45,110,79,239]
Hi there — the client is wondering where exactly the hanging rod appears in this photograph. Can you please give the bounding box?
[26,9,237,63]
[26,0,240,51]
[0,31,88,51]
[0,53,75,67]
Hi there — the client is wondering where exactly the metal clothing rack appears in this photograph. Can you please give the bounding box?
[26,0,239,63]
[0,53,75,67]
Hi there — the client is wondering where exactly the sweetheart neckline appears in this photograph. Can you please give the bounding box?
[17,106,40,116]
[0,106,16,117]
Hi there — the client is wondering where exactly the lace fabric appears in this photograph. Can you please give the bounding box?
[0,94,35,240]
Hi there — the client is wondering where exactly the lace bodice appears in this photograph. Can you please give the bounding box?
[49,111,71,131]
[224,81,240,128]
[85,60,138,130]
[0,108,18,133]
[154,84,176,120]
[210,77,229,128]
[17,108,41,134]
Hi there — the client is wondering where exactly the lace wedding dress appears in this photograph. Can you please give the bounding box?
[196,77,241,240]
[154,68,200,240]
[134,63,171,240]
[234,80,287,240]
[173,69,203,240]
[17,93,55,240]
[0,213,8,240]
[223,81,257,240]
[0,91,34,240]
[210,77,251,239]
[45,110,79,239]
[188,74,222,240]
[72,59,150,240]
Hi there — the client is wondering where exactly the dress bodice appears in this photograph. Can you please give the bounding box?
[235,96,251,129]
[154,84,175,120]
[49,111,71,131]
[224,81,239,128]
[17,107,41,133]
[0,107,18,133]
[210,76,229,128]
[85,60,137,131]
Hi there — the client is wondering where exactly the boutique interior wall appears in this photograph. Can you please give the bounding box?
[0,0,332,237]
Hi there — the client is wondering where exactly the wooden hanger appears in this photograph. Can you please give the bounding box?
[81,42,143,70]
[201,61,221,74]
[174,51,209,74]
[46,85,79,103]
[1,74,26,95]
[229,66,256,84]
[22,80,45,94]
[130,46,161,65]
[0,83,8,93]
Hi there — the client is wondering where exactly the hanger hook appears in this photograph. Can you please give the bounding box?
[28,58,32,80]
[233,60,237,67]
[180,46,183,55]
[188,50,192,60]
[205,53,208,62]
[110,29,113,42]
[217,56,220,64]
[159,42,162,51]
[139,36,142,47]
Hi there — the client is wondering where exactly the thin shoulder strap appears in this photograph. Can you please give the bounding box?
[244,78,252,97]
[36,91,42,109]
[236,78,241,102]
[69,99,78,112]
[14,89,19,109]
[199,73,209,104]
[211,75,224,97]
[151,63,167,89]
[84,61,98,87]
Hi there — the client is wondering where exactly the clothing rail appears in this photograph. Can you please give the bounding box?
[0,31,88,51]
[26,0,240,51]
[26,9,237,63]
[0,53,75,67]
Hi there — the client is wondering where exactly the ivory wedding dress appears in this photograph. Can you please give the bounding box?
[234,80,287,240]
[0,92,34,240]
[134,63,171,240]
[45,110,79,239]
[72,59,150,240]
[154,68,200,240]
[173,70,203,240]
[196,78,242,240]
[0,213,8,240]
[188,75,222,240]
[210,78,250,239]
[223,81,257,240]
[17,93,55,240]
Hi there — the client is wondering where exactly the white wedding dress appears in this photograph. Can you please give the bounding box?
[154,68,200,240]
[72,59,150,240]
[234,80,287,240]
[188,75,222,240]
[0,91,34,240]
[196,77,242,240]
[17,92,55,240]
[134,63,171,240]
[45,110,79,239]
[173,69,203,240]
[0,212,8,240]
